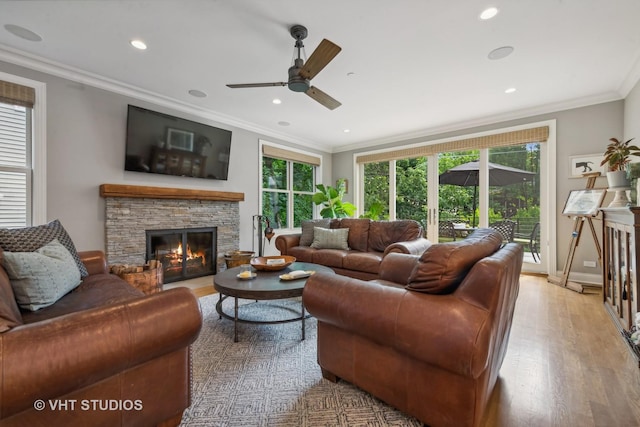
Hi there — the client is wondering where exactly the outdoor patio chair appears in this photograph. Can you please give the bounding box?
[438,220,456,241]
[490,220,516,244]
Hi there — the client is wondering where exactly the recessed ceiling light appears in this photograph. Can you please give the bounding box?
[488,46,514,60]
[130,39,147,50]
[278,121,290,126]
[272,98,282,105]
[347,72,356,77]
[505,87,517,94]
[343,129,350,133]
[480,7,499,20]
[4,24,42,42]
[188,89,207,98]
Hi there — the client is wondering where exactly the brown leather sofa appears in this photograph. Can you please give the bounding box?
[303,229,523,427]
[275,218,431,280]
[0,250,202,427]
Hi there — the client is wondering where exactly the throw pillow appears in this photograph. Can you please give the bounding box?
[310,227,350,250]
[0,219,88,277]
[406,228,502,294]
[1,239,82,311]
[299,219,332,246]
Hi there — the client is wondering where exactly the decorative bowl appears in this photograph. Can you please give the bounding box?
[250,255,296,271]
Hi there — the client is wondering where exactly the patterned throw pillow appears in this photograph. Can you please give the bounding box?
[0,219,88,277]
[310,227,350,250]
[1,239,82,311]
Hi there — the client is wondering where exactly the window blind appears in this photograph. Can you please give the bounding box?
[0,101,29,227]
[0,80,35,109]
[262,145,321,166]
[356,126,549,164]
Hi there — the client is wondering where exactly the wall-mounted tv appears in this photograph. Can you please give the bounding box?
[125,105,232,180]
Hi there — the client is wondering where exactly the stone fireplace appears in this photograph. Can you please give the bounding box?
[100,184,244,276]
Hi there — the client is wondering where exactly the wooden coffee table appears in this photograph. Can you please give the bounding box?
[213,262,333,342]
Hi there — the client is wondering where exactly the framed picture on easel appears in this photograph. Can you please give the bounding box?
[562,188,607,216]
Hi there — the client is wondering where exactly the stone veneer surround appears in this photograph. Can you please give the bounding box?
[100,184,244,271]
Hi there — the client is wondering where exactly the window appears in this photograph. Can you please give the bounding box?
[0,78,36,228]
[261,144,320,229]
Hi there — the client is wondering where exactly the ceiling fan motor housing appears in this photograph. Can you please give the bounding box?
[288,58,310,92]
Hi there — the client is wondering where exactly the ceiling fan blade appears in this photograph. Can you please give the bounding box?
[306,86,341,110]
[299,39,341,80]
[226,82,287,88]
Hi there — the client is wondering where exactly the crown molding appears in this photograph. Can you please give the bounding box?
[0,44,332,153]
[331,92,623,153]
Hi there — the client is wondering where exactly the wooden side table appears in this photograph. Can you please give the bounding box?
[110,264,163,295]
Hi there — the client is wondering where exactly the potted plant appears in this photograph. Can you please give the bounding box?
[312,178,356,218]
[601,137,640,188]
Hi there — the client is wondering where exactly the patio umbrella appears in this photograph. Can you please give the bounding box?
[439,160,535,227]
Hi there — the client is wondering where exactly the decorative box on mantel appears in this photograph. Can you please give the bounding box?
[601,206,640,367]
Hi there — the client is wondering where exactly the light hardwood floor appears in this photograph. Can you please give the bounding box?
[482,275,640,427]
[171,274,640,426]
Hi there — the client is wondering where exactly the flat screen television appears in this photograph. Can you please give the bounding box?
[125,105,232,180]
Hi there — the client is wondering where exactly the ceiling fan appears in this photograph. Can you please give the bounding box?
[226,25,342,110]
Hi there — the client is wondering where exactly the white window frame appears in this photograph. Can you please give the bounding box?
[0,71,46,226]
[259,140,322,231]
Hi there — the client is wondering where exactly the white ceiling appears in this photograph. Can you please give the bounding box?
[1,0,640,153]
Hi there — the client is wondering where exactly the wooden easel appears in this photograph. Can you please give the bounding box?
[549,172,603,293]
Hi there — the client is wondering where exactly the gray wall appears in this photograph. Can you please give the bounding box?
[625,79,640,143]
[331,101,625,276]
[0,61,332,254]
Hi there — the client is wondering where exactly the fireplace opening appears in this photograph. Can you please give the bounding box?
[146,227,217,283]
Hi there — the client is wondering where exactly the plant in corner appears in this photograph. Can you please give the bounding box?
[312,178,357,218]
[601,137,640,207]
[601,137,640,172]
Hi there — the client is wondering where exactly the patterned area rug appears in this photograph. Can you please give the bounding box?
[179,294,420,426]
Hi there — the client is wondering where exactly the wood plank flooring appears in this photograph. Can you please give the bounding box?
[482,275,640,427]
[180,274,640,426]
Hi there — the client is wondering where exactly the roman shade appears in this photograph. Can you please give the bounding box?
[0,80,35,108]
[356,126,549,164]
[263,144,321,166]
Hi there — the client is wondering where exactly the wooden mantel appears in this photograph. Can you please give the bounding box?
[99,184,244,202]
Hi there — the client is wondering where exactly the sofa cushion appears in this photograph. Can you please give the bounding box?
[1,239,82,311]
[312,249,347,268]
[311,227,350,250]
[0,219,89,277]
[21,273,144,324]
[368,220,423,252]
[406,228,502,294]
[0,251,23,332]
[299,219,332,246]
[337,218,371,252]
[343,251,383,275]
[288,246,316,263]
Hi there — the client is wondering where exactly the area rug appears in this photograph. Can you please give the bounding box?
[179,294,420,426]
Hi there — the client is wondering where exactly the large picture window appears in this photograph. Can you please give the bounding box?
[261,144,319,229]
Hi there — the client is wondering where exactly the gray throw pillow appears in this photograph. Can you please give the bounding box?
[1,239,82,311]
[310,227,350,250]
[299,219,332,246]
[0,219,88,277]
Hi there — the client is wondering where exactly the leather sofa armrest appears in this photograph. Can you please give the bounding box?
[377,252,419,284]
[0,287,202,418]
[79,250,109,275]
[303,273,491,378]
[383,237,431,256]
[275,233,301,254]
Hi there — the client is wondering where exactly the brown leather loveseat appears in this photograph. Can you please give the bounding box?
[0,250,202,427]
[303,229,523,427]
[275,218,431,280]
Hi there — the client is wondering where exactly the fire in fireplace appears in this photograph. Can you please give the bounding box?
[146,227,217,283]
